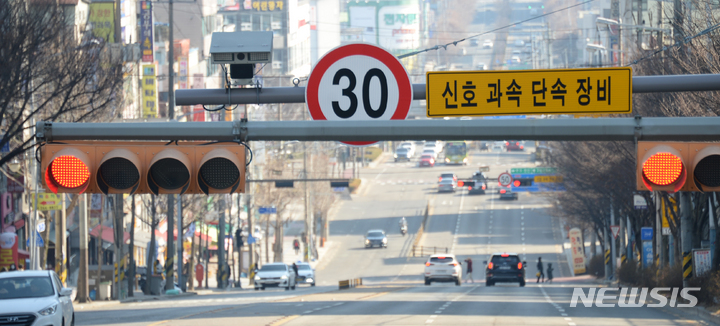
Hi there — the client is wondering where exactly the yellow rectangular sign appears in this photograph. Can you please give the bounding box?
[31,193,62,211]
[534,175,563,183]
[426,67,632,117]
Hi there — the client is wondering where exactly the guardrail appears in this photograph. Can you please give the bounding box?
[338,278,363,290]
[409,203,430,257]
[412,245,450,257]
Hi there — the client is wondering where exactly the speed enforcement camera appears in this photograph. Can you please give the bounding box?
[210,31,273,84]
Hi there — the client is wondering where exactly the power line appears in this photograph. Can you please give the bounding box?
[627,22,720,66]
[397,0,595,59]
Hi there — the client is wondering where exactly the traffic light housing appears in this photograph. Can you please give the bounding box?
[41,141,246,195]
[513,178,533,187]
[637,142,720,192]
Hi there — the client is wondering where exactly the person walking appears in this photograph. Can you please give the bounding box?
[536,257,544,283]
[293,238,300,255]
[292,263,299,278]
[546,263,554,284]
[464,258,474,283]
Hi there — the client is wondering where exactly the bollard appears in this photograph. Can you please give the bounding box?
[683,251,693,283]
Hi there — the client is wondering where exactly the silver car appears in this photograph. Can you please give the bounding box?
[438,178,456,192]
[254,263,297,291]
[295,263,316,286]
[0,270,75,326]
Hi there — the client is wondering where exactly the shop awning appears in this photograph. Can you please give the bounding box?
[89,226,130,244]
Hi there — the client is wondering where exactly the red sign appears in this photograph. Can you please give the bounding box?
[610,225,620,239]
[306,43,413,146]
[498,172,513,187]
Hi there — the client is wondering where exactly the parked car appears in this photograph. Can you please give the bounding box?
[483,40,493,49]
[0,270,75,326]
[254,263,297,291]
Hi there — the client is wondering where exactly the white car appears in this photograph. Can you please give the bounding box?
[295,262,316,287]
[254,263,297,291]
[399,142,415,157]
[483,40,493,49]
[0,270,75,326]
[422,148,437,159]
[424,254,462,286]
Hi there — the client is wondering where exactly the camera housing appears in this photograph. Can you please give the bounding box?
[210,31,273,84]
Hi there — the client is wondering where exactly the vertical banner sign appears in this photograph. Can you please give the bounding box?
[568,228,586,275]
[661,196,674,235]
[89,3,115,43]
[142,64,158,118]
[642,241,653,268]
[140,1,154,63]
[1,193,12,232]
[0,232,18,270]
[692,249,711,277]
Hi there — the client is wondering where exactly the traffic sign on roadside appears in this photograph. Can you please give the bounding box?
[498,172,513,187]
[426,67,632,117]
[511,167,557,174]
[306,43,413,146]
[641,227,653,241]
[534,175,563,183]
[610,225,620,239]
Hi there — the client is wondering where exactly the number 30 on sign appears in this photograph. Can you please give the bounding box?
[306,43,413,145]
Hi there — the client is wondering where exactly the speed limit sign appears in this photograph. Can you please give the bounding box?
[306,43,413,145]
[498,172,513,187]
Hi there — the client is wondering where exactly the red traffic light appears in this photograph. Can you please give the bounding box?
[642,152,683,186]
[50,155,90,189]
[513,180,521,187]
[637,143,687,193]
[457,180,464,187]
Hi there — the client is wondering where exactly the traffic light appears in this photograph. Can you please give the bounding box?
[513,178,533,187]
[637,142,720,192]
[41,141,246,195]
[457,180,475,187]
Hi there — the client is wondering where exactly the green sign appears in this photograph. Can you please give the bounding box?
[511,167,557,174]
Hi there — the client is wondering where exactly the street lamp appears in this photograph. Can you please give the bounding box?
[8,157,21,173]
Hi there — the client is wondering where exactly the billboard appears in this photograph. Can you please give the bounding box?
[568,228,586,275]
[378,5,419,50]
[142,64,158,118]
[89,3,115,43]
[140,1,154,62]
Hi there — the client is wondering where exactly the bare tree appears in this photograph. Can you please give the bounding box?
[0,2,124,167]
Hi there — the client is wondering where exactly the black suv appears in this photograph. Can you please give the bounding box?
[468,172,488,195]
[484,253,526,286]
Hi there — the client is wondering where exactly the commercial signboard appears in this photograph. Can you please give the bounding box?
[142,64,158,118]
[89,3,115,43]
[140,1,154,62]
[568,228,586,275]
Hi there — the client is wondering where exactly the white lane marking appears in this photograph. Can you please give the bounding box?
[374,168,387,180]
[435,311,442,314]
[303,310,313,314]
[561,313,568,317]
[568,323,576,326]
[430,315,438,318]
[564,318,572,321]
[425,320,434,324]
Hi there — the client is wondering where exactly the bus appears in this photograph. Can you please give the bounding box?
[442,141,468,165]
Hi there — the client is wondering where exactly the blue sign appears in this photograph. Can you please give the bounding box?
[641,227,654,241]
[1,141,8,154]
[259,207,277,214]
[26,231,44,248]
[642,241,653,268]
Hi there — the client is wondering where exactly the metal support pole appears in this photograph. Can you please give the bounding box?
[77,194,89,302]
[177,195,184,292]
[710,196,716,265]
[604,227,612,279]
[246,193,254,286]
[168,0,175,120]
[681,192,692,287]
[165,195,175,291]
[656,192,662,267]
[610,202,616,279]
[218,198,226,289]
[56,194,67,284]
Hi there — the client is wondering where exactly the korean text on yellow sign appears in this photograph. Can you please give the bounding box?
[534,175,563,183]
[142,64,157,118]
[31,193,62,211]
[426,67,632,117]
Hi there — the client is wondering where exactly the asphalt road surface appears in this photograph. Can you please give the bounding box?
[74,143,709,326]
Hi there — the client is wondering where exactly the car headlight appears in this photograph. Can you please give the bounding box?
[445,158,450,162]
[394,154,398,158]
[382,238,387,243]
[281,275,288,280]
[38,304,57,316]
[365,239,370,244]
[254,275,260,280]
[306,278,314,283]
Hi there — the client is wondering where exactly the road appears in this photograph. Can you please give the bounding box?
[74,143,709,326]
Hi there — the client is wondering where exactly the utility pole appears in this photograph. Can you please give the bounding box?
[656,192,662,267]
[168,0,175,121]
[177,195,184,291]
[681,191,692,287]
[77,194,89,302]
[246,192,254,286]
[165,194,175,291]
[604,226,612,280]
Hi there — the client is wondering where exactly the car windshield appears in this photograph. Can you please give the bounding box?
[396,148,408,153]
[260,265,287,272]
[421,155,433,160]
[0,276,54,300]
[491,256,520,264]
[367,232,384,238]
[440,179,453,184]
[298,265,312,270]
[430,257,454,263]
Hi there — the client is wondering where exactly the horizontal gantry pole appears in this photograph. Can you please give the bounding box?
[37,117,720,142]
[175,74,720,106]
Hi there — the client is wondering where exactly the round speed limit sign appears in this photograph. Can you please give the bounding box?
[306,43,413,145]
[498,172,513,187]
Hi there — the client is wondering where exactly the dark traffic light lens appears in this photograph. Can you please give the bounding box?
[199,157,239,189]
[99,157,139,189]
[149,158,190,190]
[695,154,720,187]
